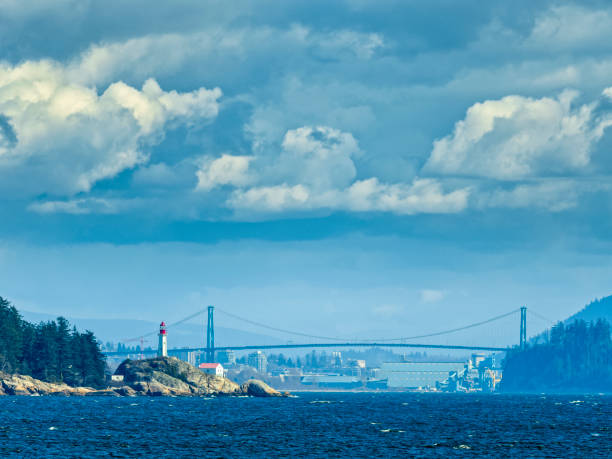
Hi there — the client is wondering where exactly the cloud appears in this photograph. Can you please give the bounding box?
[344,178,469,215]
[478,180,581,212]
[208,125,470,216]
[424,90,611,180]
[0,60,221,195]
[277,126,359,191]
[70,25,384,87]
[228,184,310,212]
[28,198,122,215]
[526,6,612,52]
[420,289,445,303]
[196,154,254,191]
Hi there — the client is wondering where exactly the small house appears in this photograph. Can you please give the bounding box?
[198,362,224,377]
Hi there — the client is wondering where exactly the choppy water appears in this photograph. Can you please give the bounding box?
[0,393,610,457]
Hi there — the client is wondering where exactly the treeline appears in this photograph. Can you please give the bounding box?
[502,319,612,392]
[0,296,106,387]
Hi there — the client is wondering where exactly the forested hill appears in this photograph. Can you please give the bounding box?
[567,295,612,324]
[0,296,106,388]
[502,319,612,393]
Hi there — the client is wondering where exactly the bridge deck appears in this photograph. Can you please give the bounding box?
[105,342,509,356]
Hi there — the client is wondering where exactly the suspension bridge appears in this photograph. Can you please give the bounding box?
[104,305,546,360]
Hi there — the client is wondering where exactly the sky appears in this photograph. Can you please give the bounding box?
[1,0,612,347]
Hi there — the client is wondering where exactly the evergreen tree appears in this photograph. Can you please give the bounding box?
[0,296,108,388]
[502,319,612,392]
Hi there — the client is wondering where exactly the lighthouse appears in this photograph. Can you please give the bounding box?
[158,321,167,357]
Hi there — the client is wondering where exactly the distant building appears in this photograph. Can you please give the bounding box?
[381,362,466,389]
[217,350,236,366]
[248,351,267,374]
[172,349,197,366]
[470,353,486,369]
[198,362,224,377]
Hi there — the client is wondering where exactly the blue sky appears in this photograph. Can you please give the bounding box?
[1,1,612,346]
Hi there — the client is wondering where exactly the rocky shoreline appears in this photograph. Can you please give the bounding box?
[0,357,288,397]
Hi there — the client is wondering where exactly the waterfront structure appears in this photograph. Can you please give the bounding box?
[158,322,168,357]
[381,362,466,389]
[248,351,267,374]
[198,362,224,377]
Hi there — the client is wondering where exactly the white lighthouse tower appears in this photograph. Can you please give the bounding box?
[158,321,167,357]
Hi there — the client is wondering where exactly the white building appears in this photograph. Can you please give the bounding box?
[198,362,224,377]
[248,351,267,374]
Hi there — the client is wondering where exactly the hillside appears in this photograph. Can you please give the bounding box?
[566,295,612,324]
[20,311,282,349]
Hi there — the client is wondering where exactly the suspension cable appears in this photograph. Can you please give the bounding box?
[121,305,522,345]
[215,308,347,341]
[121,307,210,342]
[216,307,521,342]
[527,309,555,324]
[378,309,521,341]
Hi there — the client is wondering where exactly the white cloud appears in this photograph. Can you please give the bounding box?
[277,126,359,191]
[214,125,470,216]
[603,87,612,101]
[28,198,121,215]
[0,60,221,195]
[420,289,445,303]
[425,90,611,180]
[344,178,469,215]
[228,184,309,212]
[196,154,254,191]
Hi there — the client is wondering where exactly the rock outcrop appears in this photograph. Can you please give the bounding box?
[0,357,288,397]
[115,356,243,396]
[0,372,93,396]
[241,379,283,397]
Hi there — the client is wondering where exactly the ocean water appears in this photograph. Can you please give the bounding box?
[0,393,609,457]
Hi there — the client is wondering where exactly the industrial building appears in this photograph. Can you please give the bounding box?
[380,362,466,389]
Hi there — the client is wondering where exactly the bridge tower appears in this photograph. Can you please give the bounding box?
[520,306,527,349]
[206,305,215,362]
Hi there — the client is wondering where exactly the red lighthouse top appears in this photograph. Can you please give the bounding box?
[159,321,167,335]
